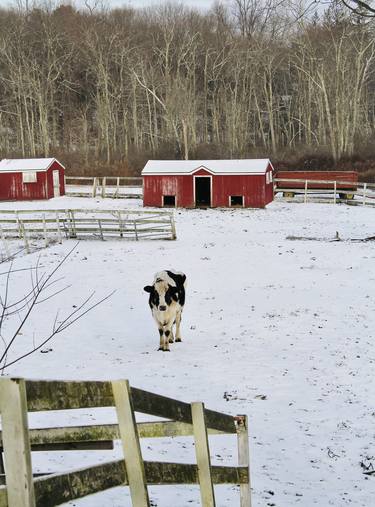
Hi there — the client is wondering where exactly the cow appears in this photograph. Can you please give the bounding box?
[144,270,186,351]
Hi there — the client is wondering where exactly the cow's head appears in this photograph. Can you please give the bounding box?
[144,278,179,312]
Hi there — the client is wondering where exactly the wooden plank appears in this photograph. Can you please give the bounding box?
[0,208,172,216]
[132,387,236,433]
[0,487,7,507]
[34,459,126,507]
[0,378,35,507]
[25,381,236,433]
[32,459,249,506]
[112,379,150,506]
[191,402,216,507]
[0,421,224,448]
[25,380,114,411]
[29,441,114,451]
[6,424,119,445]
[144,462,248,485]
[236,415,251,507]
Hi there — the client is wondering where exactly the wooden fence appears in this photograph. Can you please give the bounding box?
[65,176,143,199]
[275,178,375,207]
[0,209,176,251]
[0,378,251,507]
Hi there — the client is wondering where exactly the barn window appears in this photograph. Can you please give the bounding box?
[22,171,37,183]
[163,195,176,207]
[230,195,244,207]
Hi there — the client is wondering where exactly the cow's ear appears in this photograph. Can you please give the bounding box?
[144,285,153,293]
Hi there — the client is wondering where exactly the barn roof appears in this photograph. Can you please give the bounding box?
[0,158,64,172]
[142,159,273,175]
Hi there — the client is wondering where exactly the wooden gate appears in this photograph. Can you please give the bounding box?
[0,378,251,506]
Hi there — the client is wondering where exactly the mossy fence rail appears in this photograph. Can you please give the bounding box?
[65,176,143,199]
[0,378,251,507]
[0,209,176,250]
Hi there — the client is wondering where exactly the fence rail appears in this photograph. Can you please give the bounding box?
[275,178,375,206]
[0,209,176,251]
[0,378,251,507]
[65,176,143,199]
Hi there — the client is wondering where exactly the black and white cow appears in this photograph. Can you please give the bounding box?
[144,270,186,351]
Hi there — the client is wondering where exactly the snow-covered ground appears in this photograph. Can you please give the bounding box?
[1,196,374,506]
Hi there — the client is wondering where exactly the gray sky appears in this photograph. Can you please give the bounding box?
[0,0,215,10]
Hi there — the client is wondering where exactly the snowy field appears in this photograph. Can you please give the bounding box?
[1,196,374,506]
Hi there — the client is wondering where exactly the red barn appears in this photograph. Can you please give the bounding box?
[142,159,274,208]
[0,158,65,201]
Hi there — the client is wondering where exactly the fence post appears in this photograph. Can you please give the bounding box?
[0,225,10,259]
[56,211,62,244]
[191,401,216,507]
[16,212,22,238]
[118,211,124,237]
[70,210,77,238]
[42,213,48,248]
[111,379,150,507]
[98,219,104,240]
[235,415,251,507]
[0,378,35,507]
[102,177,106,199]
[363,183,367,206]
[170,213,177,240]
[92,177,98,198]
[22,222,30,253]
[304,180,308,203]
[333,181,337,204]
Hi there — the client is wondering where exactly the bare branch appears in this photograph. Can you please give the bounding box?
[1,290,116,371]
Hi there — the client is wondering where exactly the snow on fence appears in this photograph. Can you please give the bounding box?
[65,176,143,199]
[275,178,375,207]
[0,209,176,252]
[0,378,251,507]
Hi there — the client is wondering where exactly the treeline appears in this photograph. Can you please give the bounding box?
[0,1,375,176]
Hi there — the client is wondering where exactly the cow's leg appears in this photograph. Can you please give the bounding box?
[168,326,175,343]
[175,310,182,342]
[158,328,164,351]
[162,321,175,351]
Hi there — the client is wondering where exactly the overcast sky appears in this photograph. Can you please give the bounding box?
[0,0,215,10]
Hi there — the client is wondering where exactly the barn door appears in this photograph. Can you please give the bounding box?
[53,170,60,197]
[195,176,211,207]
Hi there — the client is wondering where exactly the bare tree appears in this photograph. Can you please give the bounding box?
[0,243,114,374]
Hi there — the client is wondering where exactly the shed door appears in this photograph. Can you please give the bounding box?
[53,170,60,197]
[195,176,211,207]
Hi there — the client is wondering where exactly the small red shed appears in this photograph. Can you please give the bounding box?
[0,158,65,201]
[142,159,274,208]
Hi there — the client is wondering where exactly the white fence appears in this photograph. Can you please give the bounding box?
[0,209,176,252]
[274,178,375,206]
[64,176,143,199]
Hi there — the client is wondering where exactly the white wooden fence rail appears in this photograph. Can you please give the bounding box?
[274,178,375,206]
[0,209,176,252]
[64,176,143,199]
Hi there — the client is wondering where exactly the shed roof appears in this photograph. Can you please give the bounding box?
[142,159,273,175]
[0,158,64,172]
